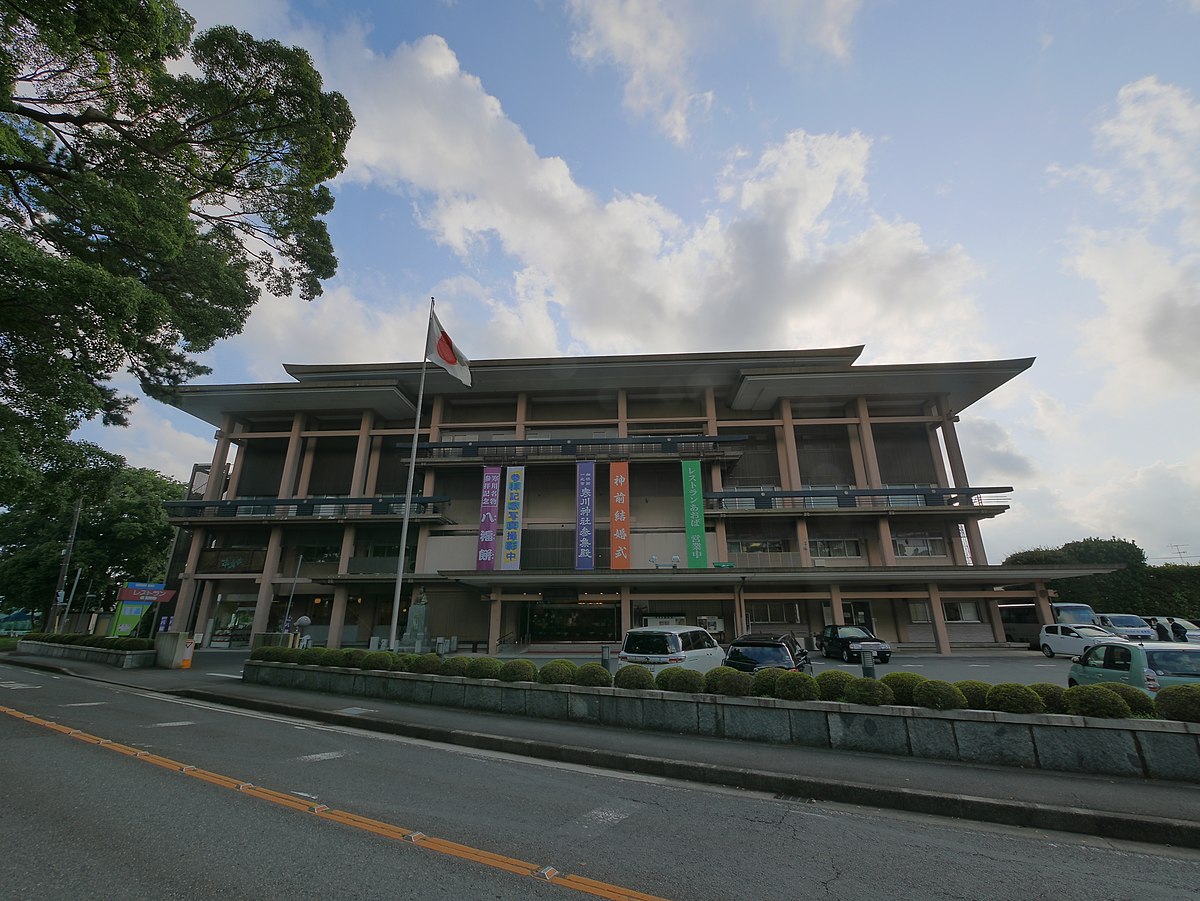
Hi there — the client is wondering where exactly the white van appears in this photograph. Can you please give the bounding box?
[1093,613,1155,642]
[616,625,725,675]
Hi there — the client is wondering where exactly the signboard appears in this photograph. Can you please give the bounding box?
[117,586,176,603]
[110,601,152,637]
[575,462,595,570]
[500,466,526,571]
[475,466,502,570]
[681,460,709,568]
[609,462,631,569]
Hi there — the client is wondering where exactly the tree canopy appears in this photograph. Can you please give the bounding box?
[0,1,354,445]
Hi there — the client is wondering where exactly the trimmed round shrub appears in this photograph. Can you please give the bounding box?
[298,646,332,666]
[538,660,578,685]
[257,646,290,662]
[912,680,967,711]
[1029,682,1067,714]
[314,648,343,667]
[954,679,992,710]
[250,645,274,661]
[669,668,705,694]
[751,667,787,698]
[613,664,655,690]
[410,653,443,674]
[843,677,895,707]
[1154,684,1200,723]
[704,666,739,694]
[358,650,392,670]
[879,671,928,706]
[574,663,613,687]
[439,655,471,677]
[816,669,856,702]
[1096,682,1155,717]
[1064,684,1132,719]
[775,670,821,701]
[465,657,504,680]
[715,670,753,697]
[654,667,685,692]
[498,658,539,683]
[277,647,304,663]
[986,683,1045,715]
[391,652,419,672]
[341,648,369,668]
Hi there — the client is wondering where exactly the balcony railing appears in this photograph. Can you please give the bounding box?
[708,486,1012,512]
[197,548,268,573]
[419,435,748,464]
[165,495,451,522]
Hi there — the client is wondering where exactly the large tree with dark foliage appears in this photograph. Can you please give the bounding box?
[0,1,353,451]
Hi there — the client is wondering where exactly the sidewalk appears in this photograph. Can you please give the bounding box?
[5,650,1199,849]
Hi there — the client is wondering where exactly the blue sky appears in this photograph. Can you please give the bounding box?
[83,0,1200,564]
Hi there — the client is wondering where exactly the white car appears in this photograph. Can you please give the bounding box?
[1145,616,1200,642]
[1038,624,1129,659]
[616,625,725,675]
[1093,613,1155,642]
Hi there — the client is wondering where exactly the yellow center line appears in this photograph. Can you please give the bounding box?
[0,704,669,901]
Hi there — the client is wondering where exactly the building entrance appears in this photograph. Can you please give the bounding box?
[527,602,619,642]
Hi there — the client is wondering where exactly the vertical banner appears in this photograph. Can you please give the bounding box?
[575,462,595,570]
[681,460,709,568]
[501,466,526,570]
[609,462,631,569]
[475,466,502,570]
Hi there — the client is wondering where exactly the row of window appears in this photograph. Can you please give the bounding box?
[747,600,981,624]
[730,535,949,558]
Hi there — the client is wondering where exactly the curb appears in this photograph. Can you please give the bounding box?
[174,688,1200,850]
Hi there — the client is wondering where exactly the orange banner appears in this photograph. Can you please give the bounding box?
[609,462,631,569]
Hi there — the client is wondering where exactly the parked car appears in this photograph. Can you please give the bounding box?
[1037,624,1129,659]
[1093,613,1155,642]
[1144,616,1200,642]
[616,625,725,675]
[1068,642,1200,697]
[723,632,812,674]
[817,624,891,664]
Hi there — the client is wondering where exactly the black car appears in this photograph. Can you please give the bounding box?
[723,632,812,674]
[817,624,892,663]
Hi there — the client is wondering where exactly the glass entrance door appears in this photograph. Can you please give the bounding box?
[528,603,619,642]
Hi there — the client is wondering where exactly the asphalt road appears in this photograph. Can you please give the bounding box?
[4,666,1199,901]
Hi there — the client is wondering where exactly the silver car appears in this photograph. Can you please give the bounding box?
[1038,623,1128,659]
[616,625,725,675]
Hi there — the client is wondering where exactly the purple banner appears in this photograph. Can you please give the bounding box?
[475,466,502,570]
[575,461,595,570]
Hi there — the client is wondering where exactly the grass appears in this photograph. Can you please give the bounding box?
[0,637,21,651]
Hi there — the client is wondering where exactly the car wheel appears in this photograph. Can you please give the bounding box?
[1041,644,1054,658]
[1068,678,1078,687]
[878,655,890,664]
[841,648,852,663]
[821,644,831,659]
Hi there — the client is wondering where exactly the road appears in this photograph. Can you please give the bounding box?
[3,664,1199,900]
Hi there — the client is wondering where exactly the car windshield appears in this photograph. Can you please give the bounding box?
[728,645,792,666]
[1146,650,1200,676]
[1106,615,1148,627]
[1075,626,1112,637]
[623,632,679,655]
[840,627,874,639]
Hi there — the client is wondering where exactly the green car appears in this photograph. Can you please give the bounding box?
[1068,643,1200,697]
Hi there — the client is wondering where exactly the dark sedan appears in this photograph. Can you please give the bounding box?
[817,624,891,663]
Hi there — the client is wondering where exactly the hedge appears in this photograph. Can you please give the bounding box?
[879,671,927,706]
[912,680,966,711]
[816,669,856,702]
[613,664,654,690]
[1064,684,1132,718]
[954,680,992,710]
[1154,684,1200,723]
[843,677,895,707]
[986,683,1045,715]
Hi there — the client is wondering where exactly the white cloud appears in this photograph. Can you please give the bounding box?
[749,0,862,62]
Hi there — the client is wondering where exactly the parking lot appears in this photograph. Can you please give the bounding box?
[809,648,1077,686]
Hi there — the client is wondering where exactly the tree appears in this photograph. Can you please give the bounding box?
[0,1,354,446]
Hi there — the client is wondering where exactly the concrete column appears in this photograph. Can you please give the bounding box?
[350,410,375,496]
[779,400,799,490]
[794,519,813,568]
[365,436,382,495]
[891,598,911,643]
[192,581,218,644]
[846,410,868,488]
[327,586,349,649]
[172,526,207,631]
[877,517,896,566]
[1034,581,1054,625]
[928,583,951,655]
[515,393,528,439]
[488,590,502,655]
[297,434,317,497]
[705,387,717,435]
[855,396,882,488]
[251,526,284,635]
[226,441,246,498]
[429,394,444,441]
[277,412,307,499]
[620,585,631,637]
[986,597,1007,643]
[939,399,989,565]
[617,389,628,438]
[204,417,235,500]
[830,584,845,625]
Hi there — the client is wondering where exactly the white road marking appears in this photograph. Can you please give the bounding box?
[291,791,320,800]
[334,706,376,715]
[146,721,195,728]
[902,664,925,668]
[62,701,106,707]
[297,751,347,762]
[206,673,241,679]
[0,681,39,690]
[967,664,990,667]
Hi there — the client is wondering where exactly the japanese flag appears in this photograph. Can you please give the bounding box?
[425,308,472,387]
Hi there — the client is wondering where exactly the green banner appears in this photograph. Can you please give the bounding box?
[110,600,152,637]
[681,460,708,568]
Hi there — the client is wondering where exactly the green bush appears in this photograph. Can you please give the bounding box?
[279,647,305,663]
[498,658,539,682]
[574,663,613,687]
[1154,684,1200,723]
[341,648,369,667]
[704,666,739,694]
[537,660,578,685]
[843,677,895,707]
[751,667,787,697]
[912,680,967,711]
[774,670,821,701]
[1064,684,1132,719]
[716,670,753,697]
[613,664,655,690]
[954,679,992,710]
[879,671,928,706]
[816,669,856,702]
[670,669,706,694]
[439,655,471,677]
[410,653,443,674]
[250,646,273,661]
[259,646,290,662]
[1029,682,1067,714]
[358,650,393,670]
[654,667,685,692]
[1095,682,1155,717]
[391,652,419,672]
[297,646,330,666]
[465,657,504,680]
[986,683,1045,715]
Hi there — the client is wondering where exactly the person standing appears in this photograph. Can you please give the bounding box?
[1151,618,1172,641]
[1168,618,1189,642]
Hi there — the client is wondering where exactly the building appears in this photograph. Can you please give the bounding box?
[165,346,1108,654]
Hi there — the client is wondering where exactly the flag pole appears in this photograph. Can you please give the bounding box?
[388,298,435,650]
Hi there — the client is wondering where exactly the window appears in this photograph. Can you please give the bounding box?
[1105,645,1132,672]
[892,533,947,557]
[907,601,931,623]
[943,601,980,623]
[748,603,788,623]
[809,538,862,558]
[728,538,786,554]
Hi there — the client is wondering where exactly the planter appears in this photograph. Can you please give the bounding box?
[16,639,158,669]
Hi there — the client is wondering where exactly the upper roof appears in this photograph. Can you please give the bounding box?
[169,346,1035,427]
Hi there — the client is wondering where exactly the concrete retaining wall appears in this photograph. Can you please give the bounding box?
[17,640,157,669]
[244,661,1200,782]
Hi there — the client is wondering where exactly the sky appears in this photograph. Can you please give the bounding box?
[78,0,1200,565]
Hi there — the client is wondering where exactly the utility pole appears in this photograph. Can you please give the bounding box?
[52,497,83,631]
